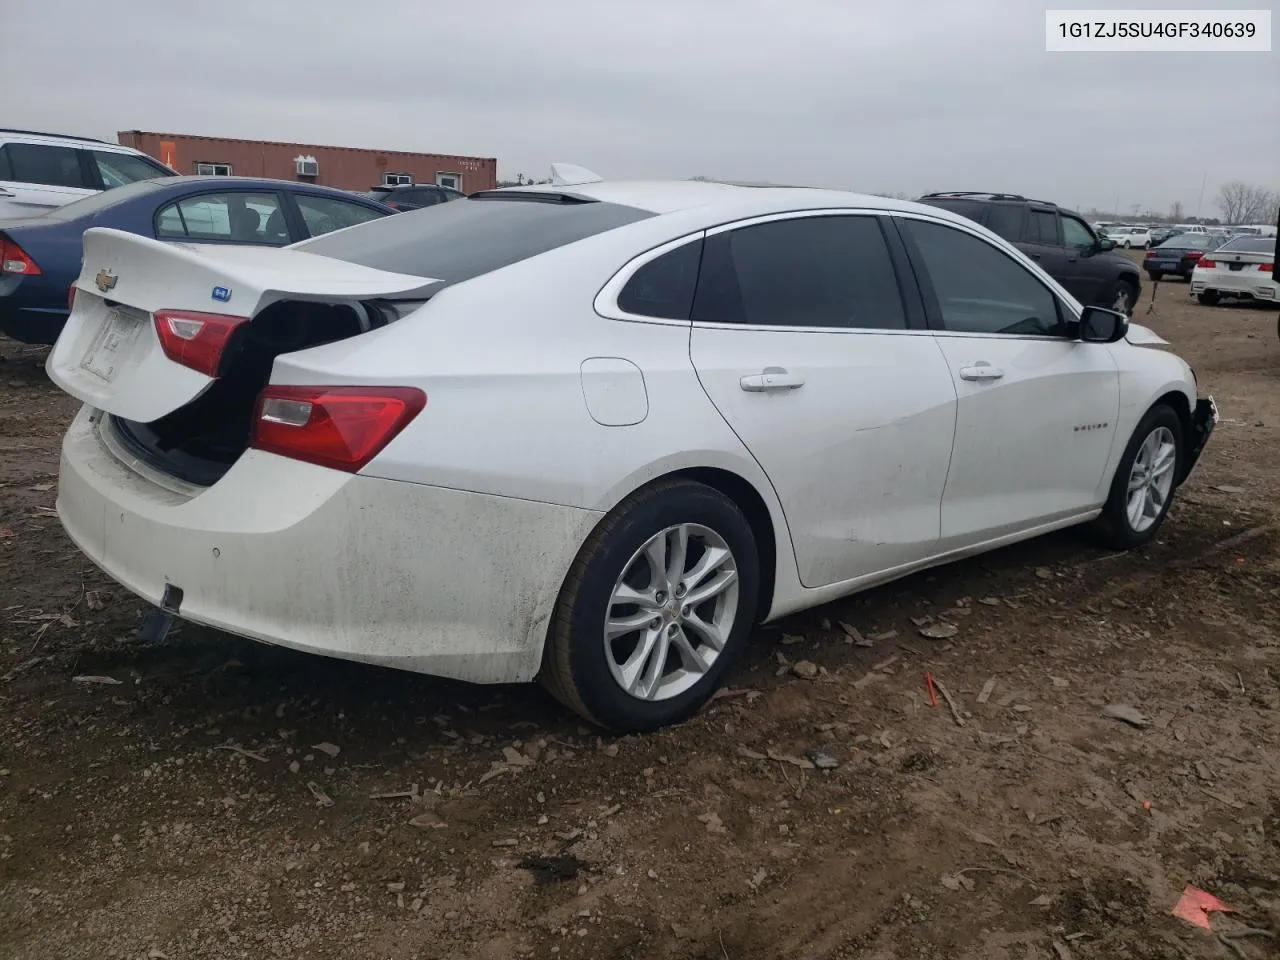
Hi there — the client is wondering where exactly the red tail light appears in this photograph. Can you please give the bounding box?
[0,235,41,275]
[1198,258,1216,268]
[1260,263,1275,272]
[67,285,77,311]
[1144,250,1157,259]
[153,310,248,377]
[250,385,426,473]
[1186,251,1204,260]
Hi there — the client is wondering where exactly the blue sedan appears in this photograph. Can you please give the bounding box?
[0,176,395,344]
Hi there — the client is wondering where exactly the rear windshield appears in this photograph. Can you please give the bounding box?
[1158,234,1209,249]
[42,178,169,220]
[295,195,653,283]
[1217,236,1275,254]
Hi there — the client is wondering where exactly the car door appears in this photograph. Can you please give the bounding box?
[1059,213,1112,304]
[894,215,1120,548]
[154,190,291,246]
[687,211,959,589]
[0,142,95,217]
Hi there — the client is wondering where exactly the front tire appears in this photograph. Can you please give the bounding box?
[1106,278,1137,316]
[540,480,760,732]
[1197,291,1221,306]
[1093,405,1183,550]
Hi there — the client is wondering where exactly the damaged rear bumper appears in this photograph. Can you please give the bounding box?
[1180,395,1217,484]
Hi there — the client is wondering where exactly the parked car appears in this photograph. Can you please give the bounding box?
[916,192,1142,314]
[0,176,393,344]
[0,129,176,219]
[1144,234,1216,281]
[357,183,466,211]
[1105,226,1153,249]
[1190,235,1278,305]
[1149,227,1183,246]
[45,173,1215,731]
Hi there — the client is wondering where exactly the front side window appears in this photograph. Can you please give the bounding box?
[0,143,86,188]
[91,150,169,188]
[1062,216,1095,249]
[691,215,907,329]
[295,194,386,237]
[156,191,285,243]
[902,218,1064,337]
[617,240,704,320]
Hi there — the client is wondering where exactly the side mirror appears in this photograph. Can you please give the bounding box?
[1098,237,1116,251]
[1078,305,1129,343]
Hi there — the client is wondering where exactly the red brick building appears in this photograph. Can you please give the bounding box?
[116,130,497,194]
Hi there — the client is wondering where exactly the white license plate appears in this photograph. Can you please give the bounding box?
[80,306,145,382]
[1156,261,1179,270]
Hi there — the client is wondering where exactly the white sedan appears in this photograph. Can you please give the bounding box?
[1106,227,1152,249]
[46,168,1217,732]
[1190,235,1278,306]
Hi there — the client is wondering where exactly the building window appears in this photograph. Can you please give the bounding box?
[384,172,413,185]
[436,172,461,190]
[196,162,232,176]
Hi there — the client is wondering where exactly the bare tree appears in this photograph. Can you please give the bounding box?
[1169,200,1184,221]
[1216,181,1279,224]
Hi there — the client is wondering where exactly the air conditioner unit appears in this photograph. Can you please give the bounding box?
[294,155,319,177]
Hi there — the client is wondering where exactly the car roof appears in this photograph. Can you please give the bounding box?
[487,179,972,221]
[0,130,147,154]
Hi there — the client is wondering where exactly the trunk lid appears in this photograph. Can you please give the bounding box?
[47,227,438,423]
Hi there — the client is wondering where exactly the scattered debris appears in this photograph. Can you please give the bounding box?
[1101,704,1151,728]
[978,597,1001,606]
[370,785,420,800]
[311,742,341,758]
[919,622,958,641]
[1051,941,1075,960]
[871,629,899,641]
[932,677,966,727]
[767,748,815,769]
[1035,567,1053,580]
[215,744,267,763]
[491,838,518,848]
[791,660,819,680]
[780,633,806,645]
[839,622,872,646]
[1214,485,1245,494]
[940,872,975,892]
[977,677,997,704]
[71,674,122,685]
[408,811,447,830]
[925,672,938,707]
[804,748,839,770]
[748,867,768,890]
[1171,885,1235,929]
[85,590,111,612]
[305,781,334,808]
[736,746,767,761]
[502,746,533,766]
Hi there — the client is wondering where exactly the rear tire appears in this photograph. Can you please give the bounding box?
[540,480,760,732]
[1197,291,1221,306]
[1093,405,1183,550]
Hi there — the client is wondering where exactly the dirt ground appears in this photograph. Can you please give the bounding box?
[2,267,1278,960]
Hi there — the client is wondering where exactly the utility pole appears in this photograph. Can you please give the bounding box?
[1195,171,1207,220]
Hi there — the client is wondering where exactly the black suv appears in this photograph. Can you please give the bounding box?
[358,184,466,211]
[915,192,1142,315]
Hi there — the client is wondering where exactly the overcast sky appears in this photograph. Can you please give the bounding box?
[3,0,1275,216]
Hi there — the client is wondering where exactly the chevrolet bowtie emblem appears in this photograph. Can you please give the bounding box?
[95,269,117,293]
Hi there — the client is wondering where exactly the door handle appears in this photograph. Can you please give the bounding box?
[1030,253,1042,260]
[958,363,1005,381]
[0,187,13,197]
[740,366,805,392]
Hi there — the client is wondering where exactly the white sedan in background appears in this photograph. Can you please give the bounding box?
[46,168,1217,732]
[1190,235,1278,306]
[1106,226,1152,249]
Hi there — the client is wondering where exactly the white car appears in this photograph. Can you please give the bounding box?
[0,129,175,219]
[1118,227,1152,249]
[46,168,1217,732]
[1190,235,1278,306]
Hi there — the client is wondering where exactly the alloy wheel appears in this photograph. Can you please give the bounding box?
[603,523,739,701]
[1126,426,1177,533]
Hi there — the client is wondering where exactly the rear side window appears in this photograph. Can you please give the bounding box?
[295,194,386,237]
[1027,210,1060,245]
[0,143,86,188]
[157,192,286,244]
[296,196,654,285]
[903,219,1063,337]
[918,198,987,225]
[617,240,704,319]
[985,204,1025,241]
[692,215,907,329]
